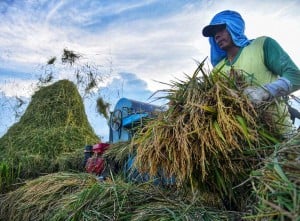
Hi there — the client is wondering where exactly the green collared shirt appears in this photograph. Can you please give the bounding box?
[215,36,300,92]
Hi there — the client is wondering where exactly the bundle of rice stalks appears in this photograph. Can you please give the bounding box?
[248,132,300,220]
[0,80,99,192]
[103,141,132,165]
[101,141,132,178]
[132,61,279,206]
[0,172,98,221]
[0,171,244,221]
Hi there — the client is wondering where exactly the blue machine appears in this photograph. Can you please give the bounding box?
[109,97,162,143]
[108,98,174,185]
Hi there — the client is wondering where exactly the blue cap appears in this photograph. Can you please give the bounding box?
[202,10,245,37]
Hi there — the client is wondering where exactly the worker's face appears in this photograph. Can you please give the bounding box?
[214,28,234,51]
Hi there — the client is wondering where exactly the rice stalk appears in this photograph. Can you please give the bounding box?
[248,133,300,220]
[50,175,238,221]
[0,172,97,221]
[131,61,278,208]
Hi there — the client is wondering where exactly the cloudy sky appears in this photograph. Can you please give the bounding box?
[0,0,300,141]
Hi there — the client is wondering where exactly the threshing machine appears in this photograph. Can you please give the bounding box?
[109,97,163,143]
[85,97,174,184]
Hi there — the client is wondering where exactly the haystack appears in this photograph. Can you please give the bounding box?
[0,80,99,191]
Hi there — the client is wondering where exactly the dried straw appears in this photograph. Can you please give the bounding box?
[0,172,242,220]
[0,172,97,221]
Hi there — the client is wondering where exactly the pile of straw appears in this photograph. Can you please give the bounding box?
[0,80,99,192]
[0,172,97,221]
[0,172,242,221]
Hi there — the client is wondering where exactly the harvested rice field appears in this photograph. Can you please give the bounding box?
[0,63,299,221]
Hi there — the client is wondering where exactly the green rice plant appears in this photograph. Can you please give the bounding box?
[247,133,300,220]
[0,159,22,193]
[0,161,14,192]
[0,162,11,192]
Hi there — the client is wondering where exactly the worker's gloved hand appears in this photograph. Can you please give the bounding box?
[264,77,291,97]
[243,86,270,105]
[243,77,292,105]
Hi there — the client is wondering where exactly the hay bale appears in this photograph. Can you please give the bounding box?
[0,80,99,190]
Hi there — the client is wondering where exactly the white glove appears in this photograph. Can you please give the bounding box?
[244,77,292,105]
[243,86,270,105]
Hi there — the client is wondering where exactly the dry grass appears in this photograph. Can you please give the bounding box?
[0,172,98,221]
[0,172,242,221]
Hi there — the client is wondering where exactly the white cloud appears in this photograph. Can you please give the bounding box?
[1,0,299,96]
[0,78,37,98]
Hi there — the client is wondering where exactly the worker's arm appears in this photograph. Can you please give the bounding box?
[244,37,300,104]
[264,37,300,92]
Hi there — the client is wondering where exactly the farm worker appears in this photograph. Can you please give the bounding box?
[202,10,300,138]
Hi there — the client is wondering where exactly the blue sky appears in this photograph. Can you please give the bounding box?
[0,0,300,141]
